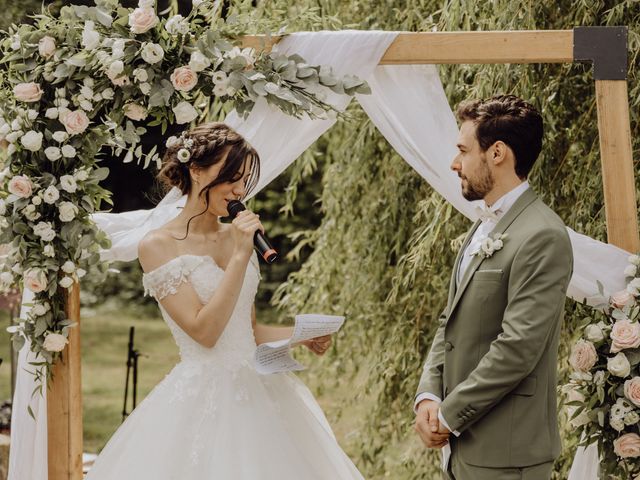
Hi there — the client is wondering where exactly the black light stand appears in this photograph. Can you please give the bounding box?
[121,326,141,422]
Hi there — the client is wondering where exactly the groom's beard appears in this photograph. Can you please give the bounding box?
[460,158,494,202]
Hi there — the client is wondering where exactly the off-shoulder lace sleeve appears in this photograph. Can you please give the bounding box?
[142,255,205,301]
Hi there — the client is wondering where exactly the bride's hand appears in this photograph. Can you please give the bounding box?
[231,209,263,259]
[301,335,332,356]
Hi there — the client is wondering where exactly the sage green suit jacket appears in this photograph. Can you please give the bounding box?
[416,188,573,468]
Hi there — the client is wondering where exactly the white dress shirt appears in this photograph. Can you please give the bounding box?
[414,181,530,470]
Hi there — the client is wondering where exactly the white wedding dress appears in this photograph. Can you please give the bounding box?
[84,253,364,480]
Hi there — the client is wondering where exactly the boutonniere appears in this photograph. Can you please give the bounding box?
[472,233,508,259]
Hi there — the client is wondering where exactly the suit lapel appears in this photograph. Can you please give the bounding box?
[446,187,538,322]
[447,219,481,309]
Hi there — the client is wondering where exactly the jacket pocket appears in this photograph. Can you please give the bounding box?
[473,269,503,282]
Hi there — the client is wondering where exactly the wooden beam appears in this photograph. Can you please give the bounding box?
[48,283,83,480]
[241,30,574,64]
[595,80,640,253]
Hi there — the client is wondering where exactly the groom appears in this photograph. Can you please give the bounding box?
[414,95,573,479]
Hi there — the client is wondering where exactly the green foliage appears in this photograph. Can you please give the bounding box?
[242,0,640,478]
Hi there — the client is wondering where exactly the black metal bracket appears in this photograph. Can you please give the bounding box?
[574,26,628,80]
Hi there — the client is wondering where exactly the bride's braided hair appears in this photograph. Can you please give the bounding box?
[158,122,260,238]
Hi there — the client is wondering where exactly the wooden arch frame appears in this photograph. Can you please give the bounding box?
[49,27,638,479]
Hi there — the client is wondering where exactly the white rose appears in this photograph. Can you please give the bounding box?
[611,416,626,432]
[625,265,638,277]
[61,145,77,158]
[81,22,101,51]
[23,204,40,221]
[165,15,189,35]
[58,202,79,222]
[108,60,124,76]
[43,185,60,204]
[172,101,198,124]
[133,68,148,83]
[60,175,78,193]
[213,82,228,97]
[43,244,55,257]
[52,131,68,143]
[20,131,43,151]
[5,130,23,144]
[76,268,86,278]
[38,36,56,58]
[608,352,632,377]
[111,39,125,59]
[139,82,151,95]
[61,261,75,274]
[189,51,211,72]
[101,88,115,100]
[33,221,56,242]
[45,108,58,120]
[211,71,228,85]
[27,109,38,121]
[32,196,42,206]
[32,303,47,316]
[74,169,89,181]
[44,146,62,161]
[625,410,640,425]
[80,85,94,99]
[0,199,5,215]
[629,278,640,296]
[79,99,93,111]
[585,324,605,343]
[480,237,494,255]
[43,333,68,352]
[629,255,640,266]
[141,42,164,64]
[59,276,74,289]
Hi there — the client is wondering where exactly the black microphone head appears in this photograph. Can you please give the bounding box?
[227,200,246,218]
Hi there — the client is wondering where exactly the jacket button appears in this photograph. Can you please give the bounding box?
[445,342,454,351]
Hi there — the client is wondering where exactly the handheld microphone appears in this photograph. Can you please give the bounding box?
[227,200,279,264]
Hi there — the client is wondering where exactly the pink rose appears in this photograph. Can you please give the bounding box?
[8,175,33,198]
[170,66,198,92]
[625,377,640,407]
[124,103,148,121]
[60,109,90,135]
[128,7,159,34]
[611,319,640,353]
[13,82,43,102]
[38,36,56,58]
[611,289,635,309]
[569,339,598,372]
[614,433,640,458]
[24,268,48,293]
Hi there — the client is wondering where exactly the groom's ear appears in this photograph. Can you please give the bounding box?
[490,140,509,166]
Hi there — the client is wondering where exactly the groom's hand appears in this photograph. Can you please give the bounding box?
[415,399,450,449]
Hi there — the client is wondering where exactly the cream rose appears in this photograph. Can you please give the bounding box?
[43,185,60,204]
[61,145,76,158]
[20,131,43,152]
[60,109,90,136]
[611,320,640,353]
[170,66,198,92]
[8,175,33,198]
[38,36,56,58]
[43,333,68,352]
[172,101,198,124]
[33,221,56,242]
[60,175,78,193]
[625,377,640,407]
[569,339,597,372]
[129,7,159,34]
[608,352,631,377]
[59,276,74,289]
[614,433,640,458]
[630,255,640,266]
[43,244,54,257]
[14,82,43,102]
[58,202,78,222]
[611,290,635,309]
[24,268,48,293]
[141,42,164,64]
[124,103,148,121]
[585,324,605,343]
[44,146,62,161]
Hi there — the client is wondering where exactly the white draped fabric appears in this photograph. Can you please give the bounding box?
[10,30,621,478]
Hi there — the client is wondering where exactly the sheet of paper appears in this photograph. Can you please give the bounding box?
[254,314,345,375]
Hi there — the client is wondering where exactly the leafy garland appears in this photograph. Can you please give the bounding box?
[0,0,369,394]
[565,255,640,478]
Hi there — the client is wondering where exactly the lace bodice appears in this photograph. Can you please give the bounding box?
[142,254,261,370]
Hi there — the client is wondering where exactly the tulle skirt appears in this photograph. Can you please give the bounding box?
[84,361,364,479]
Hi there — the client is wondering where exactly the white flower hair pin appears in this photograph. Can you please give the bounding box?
[165,132,194,163]
[471,233,508,259]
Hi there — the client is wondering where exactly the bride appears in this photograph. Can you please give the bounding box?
[85,122,364,479]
